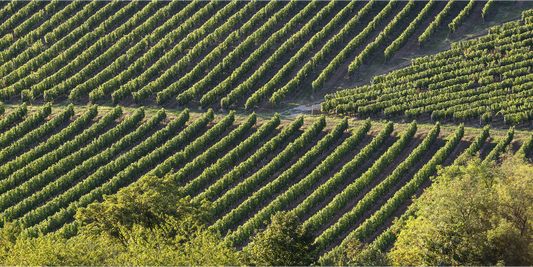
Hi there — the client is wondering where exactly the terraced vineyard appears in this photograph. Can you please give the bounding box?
[0,0,530,112]
[0,104,531,262]
[323,8,533,126]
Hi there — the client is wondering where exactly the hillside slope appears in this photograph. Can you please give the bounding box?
[323,7,533,128]
[0,1,532,114]
[0,104,532,260]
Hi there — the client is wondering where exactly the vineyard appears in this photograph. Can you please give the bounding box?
[323,6,533,126]
[1,0,533,265]
[0,1,529,113]
[0,104,531,262]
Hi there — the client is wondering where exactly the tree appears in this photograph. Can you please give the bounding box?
[334,239,390,266]
[1,219,240,266]
[390,155,533,266]
[0,174,240,265]
[241,211,317,266]
[75,174,212,243]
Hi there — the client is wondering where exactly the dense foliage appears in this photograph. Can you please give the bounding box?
[390,156,533,266]
[0,174,240,266]
[241,211,317,266]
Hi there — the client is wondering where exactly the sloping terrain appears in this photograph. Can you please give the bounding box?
[0,1,532,116]
[0,105,531,261]
[323,7,533,128]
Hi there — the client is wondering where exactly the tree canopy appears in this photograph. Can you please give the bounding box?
[75,174,212,243]
[242,211,317,266]
[0,174,239,266]
[390,155,533,266]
